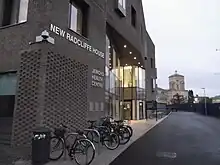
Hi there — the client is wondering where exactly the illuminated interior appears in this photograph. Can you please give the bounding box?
[105,34,146,120]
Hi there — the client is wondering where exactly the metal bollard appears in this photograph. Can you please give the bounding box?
[84,128,101,155]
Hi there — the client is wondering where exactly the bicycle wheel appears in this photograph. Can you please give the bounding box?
[86,131,100,143]
[49,136,65,161]
[103,132,120,150]
[125,125,133,137]
[119,127,131,145]
[71,139,95,165]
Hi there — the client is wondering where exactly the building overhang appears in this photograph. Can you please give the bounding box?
[106,23,145,69]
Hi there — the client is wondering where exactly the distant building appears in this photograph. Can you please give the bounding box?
[167,71,188,104]
[156,71,189,105]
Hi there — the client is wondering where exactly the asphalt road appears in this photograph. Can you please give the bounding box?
[110,112,220,165]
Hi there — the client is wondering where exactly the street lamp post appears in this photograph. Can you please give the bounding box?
[201,88,207,116]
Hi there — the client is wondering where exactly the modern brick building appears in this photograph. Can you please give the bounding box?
[0,0,157,147]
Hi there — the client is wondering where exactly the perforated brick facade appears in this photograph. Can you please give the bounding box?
[43,50,88,132]
[11,47,88,146]
[11,49,41,146]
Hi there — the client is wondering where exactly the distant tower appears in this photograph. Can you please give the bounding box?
[168,70,185,91]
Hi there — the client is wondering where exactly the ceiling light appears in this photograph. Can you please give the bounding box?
[134,57,136,60]
[138,62,141,64]
[108,46,111,49]
[124,45,127,48]
[129,52,132,54]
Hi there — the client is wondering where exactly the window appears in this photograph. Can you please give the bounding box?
[116,0,126,17]
[0,0,29,27]
[69,1,88,37]
[118,0,126,10]
[131,6,136,27]
[150,58,154,68]
[151,79,154,92]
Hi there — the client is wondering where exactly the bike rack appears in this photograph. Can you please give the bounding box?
[84,128,101,155]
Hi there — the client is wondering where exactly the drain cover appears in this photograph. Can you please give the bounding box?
[156,152,177,159]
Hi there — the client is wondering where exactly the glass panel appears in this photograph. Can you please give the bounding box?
[105,66,110,91]
[118,0,126,9]
[118,0,123,6]
[0,73,17,95]
[106,35,110,67]
[110,71,116,94]
[133,66,138,87]
[69,3,82,34]
[112,48,116,75]
[123,0,126,9]
[119,67,124,87]
[18,0,29,23]
[69,3,77,32]
[123,66,132,87]
[76,7,83,34]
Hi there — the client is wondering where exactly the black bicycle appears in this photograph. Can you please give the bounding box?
[86,120,120,150]
[49,123,95,165]
[109,120,131,145]
[101,117,131,145]
[102,116,133,138]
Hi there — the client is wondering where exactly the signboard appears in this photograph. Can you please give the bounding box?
[92,69,104,88]
[49,24,105,59]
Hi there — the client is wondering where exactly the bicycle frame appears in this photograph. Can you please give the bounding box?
[62,132,87,158]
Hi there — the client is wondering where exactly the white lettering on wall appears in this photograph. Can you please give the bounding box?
[92,68,104,88]
[49,24,104,59]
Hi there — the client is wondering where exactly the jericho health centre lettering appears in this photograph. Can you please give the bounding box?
[49,24,104,59]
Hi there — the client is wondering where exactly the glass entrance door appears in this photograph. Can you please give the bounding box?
[123,101,132,120]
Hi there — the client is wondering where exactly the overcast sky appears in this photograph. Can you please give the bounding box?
[142,0,220,97]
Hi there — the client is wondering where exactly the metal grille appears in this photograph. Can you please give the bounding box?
[43,51,88,132]
[12,49,41,146]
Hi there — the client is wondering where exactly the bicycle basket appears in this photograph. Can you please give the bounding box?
[54,128,66,138]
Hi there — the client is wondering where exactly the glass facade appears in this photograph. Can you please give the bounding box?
[105,35,122,119]
[105,35,146,120]
[120,66,145,89]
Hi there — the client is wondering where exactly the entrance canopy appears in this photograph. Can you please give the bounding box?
[106,24,145,68]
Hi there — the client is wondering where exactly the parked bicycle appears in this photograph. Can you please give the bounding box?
[101,117,131,145]
[49,123,95,165]
[86,120,120,150]
[101,116,133,137]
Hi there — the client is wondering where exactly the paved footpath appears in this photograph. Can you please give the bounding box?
[111,112,220,165]
[14,115,167,165]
